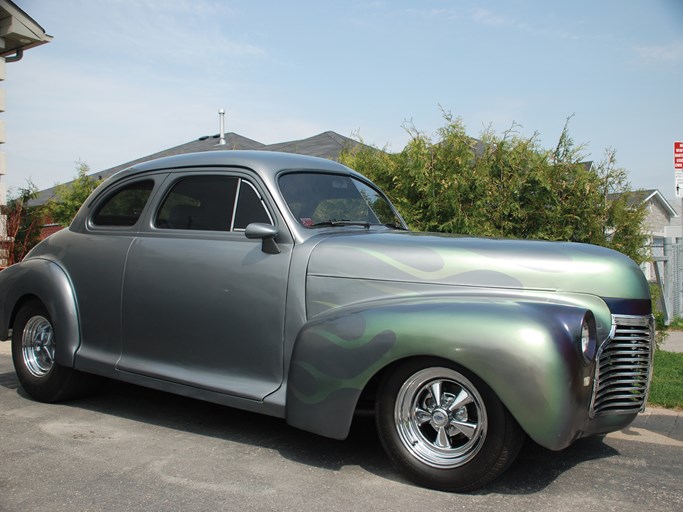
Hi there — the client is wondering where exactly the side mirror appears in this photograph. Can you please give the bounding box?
[245,223,281,254]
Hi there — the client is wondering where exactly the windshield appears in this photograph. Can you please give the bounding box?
[279,172,405,229]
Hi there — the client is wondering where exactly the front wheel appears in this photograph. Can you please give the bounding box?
[376,359,524,492]
[11,299,100,403]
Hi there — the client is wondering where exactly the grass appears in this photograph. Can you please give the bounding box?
[648,350,683,409]
[667,317,683,331]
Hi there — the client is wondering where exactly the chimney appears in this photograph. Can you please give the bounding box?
[217,109,226,146]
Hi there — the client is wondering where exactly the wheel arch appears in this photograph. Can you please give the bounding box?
[285,296,596,449]
[0,259,80,367]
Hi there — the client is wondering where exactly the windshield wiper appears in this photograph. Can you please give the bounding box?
[310,220,370,229]
[382,222,408,230]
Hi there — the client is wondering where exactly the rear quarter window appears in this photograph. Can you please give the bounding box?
[92,180,155,227]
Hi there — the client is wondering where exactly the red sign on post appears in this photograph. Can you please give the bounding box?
[676,141,683,169]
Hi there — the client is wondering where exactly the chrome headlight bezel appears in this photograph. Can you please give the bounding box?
[580,311,597,363]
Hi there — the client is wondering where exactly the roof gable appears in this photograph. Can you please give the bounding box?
[262,131,360,159]
[609,189,678,218]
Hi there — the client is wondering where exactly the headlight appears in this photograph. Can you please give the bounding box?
[580,312,597,362]
[581,321,590,354]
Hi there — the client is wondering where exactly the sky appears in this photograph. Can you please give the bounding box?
[3,0,683,201]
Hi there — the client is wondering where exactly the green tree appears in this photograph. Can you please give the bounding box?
[48,161,102,227]
[340,113,647,263]
[1,180,46,265]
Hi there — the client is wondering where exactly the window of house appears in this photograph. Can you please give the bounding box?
[155,175,272,231]
[92,180,155,227]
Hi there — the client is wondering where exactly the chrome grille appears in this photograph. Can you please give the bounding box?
[590,315,653,417]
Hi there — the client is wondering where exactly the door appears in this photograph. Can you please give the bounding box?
[68,177,160,371]
[117,172,292,400]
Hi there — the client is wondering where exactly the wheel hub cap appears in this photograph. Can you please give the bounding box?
[431,409,450,428]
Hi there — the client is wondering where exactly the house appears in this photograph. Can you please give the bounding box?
[31,130,363,207]
[609,189,680,323]
[611,189,679,279]
[664,197,682,241]
[0,0,52,266]
[637,189,680,241]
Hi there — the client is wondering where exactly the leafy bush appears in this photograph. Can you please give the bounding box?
[0,181,45,265]
[47,161,102,227]
[340,113,647,263]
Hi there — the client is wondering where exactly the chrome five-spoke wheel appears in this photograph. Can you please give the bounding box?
[21,315,56,377]
[394,367,487,468]
[12,299,101,403]
[376,359,523,492]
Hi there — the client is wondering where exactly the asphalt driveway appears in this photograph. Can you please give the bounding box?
[0,340,681,512]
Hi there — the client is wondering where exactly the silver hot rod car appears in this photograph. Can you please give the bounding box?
[0,151,653,491]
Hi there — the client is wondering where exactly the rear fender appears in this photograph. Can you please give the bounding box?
[0,259,80,367]
[286,296,601,449]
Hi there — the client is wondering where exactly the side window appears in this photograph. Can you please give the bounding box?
[92,180,154,227]
[156,176,238,231]
[233,180,273,230]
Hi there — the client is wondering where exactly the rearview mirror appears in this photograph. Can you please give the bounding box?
[245,223,280,254]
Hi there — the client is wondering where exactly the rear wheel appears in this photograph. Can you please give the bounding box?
[376,358,524,492]
[11,299,100,402]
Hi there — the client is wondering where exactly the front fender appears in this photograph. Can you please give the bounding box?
[0,258,80,367]
[286,296,597,449]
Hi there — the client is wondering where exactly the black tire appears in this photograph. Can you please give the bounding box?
[11,299,100,403]
[375,358,524,492]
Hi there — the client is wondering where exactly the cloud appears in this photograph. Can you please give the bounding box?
[2,43,324,192]
[47,0,266,68]
[401,5,584,41]
[633,42,683,62]
[470,7,509,27]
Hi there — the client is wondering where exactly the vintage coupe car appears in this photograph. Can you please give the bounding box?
[0,151,653,491]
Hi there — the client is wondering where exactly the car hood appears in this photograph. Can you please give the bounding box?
[306,231,649,300]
